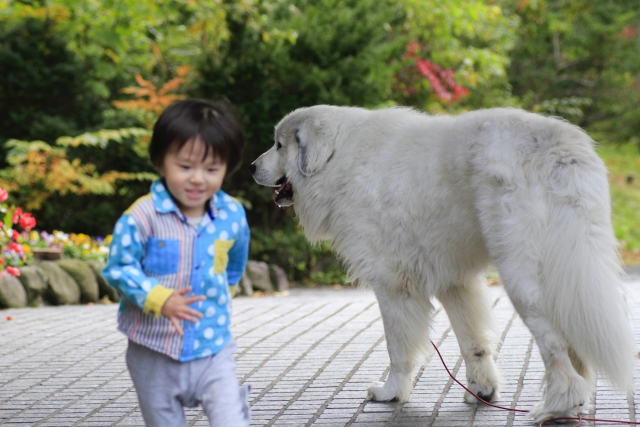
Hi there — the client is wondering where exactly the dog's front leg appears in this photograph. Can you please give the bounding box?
[367,285,434,402]
[436,278,502,404]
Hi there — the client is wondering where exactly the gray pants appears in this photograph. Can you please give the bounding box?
[126,339,250,427]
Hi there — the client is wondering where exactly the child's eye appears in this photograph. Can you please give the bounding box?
[180,165,191,170]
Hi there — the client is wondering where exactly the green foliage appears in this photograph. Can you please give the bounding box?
[0,0,231,100]
[195,0,407,234]
[198,0,405,115]
[506,0,640,144]
[0,17,104,158]
[596,143,640,264]
[250,225,347,285]
[57,127,150,149]
[0,126,156,236]
[532,96,593,121]
[397,0,519,111]
[0,136,155,208]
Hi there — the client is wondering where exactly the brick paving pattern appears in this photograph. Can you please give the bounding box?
[1,281,639,426]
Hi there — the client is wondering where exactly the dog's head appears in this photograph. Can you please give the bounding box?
[250,105,342,207]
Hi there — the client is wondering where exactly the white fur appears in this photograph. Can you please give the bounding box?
[251,105,636,423]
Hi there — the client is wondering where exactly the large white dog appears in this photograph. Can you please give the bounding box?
[249,105,635,422]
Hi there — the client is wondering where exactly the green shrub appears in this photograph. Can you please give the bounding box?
[250,226,347,285]
[195,0,406,233]
[0,18,104,159]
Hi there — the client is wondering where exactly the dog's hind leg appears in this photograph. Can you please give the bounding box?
[436,277,503,403]
[367,285,434,402]
[497,268,592,423]
[567,346,595,385]
[512,296,592,423]
[474,181,594,421]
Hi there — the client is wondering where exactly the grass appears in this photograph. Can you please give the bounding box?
[596,143,640,266]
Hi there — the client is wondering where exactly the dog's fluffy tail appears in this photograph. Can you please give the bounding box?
[542,150,635,392]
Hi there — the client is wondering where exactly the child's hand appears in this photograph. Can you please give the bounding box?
[161,287,205,336]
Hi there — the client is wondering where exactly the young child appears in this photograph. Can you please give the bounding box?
[103,99,251,427]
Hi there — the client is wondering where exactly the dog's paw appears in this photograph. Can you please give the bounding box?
[529,365,590,423]
[463,382,500,404]
[462,350,503,404]
[528,400,586,424]
[366,381,408,402]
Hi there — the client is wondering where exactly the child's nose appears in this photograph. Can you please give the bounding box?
[191,169,205,182]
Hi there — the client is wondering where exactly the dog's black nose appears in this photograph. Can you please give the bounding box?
[249,163,256,174]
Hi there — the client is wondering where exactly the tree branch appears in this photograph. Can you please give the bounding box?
[552,76,596,87]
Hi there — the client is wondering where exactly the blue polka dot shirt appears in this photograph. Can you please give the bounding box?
[103,180,250,361]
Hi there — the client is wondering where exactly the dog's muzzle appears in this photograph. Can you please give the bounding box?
[249,163,294,207]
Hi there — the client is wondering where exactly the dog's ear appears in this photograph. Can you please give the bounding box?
[297,116,335,177]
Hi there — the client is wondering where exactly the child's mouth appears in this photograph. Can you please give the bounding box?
[186,190,204,200]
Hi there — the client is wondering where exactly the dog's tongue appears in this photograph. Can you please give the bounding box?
[274,181,288,202]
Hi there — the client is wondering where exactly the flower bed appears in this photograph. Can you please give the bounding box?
[22,230,110,262]
[0,187,113,308]
[0,188,36,277]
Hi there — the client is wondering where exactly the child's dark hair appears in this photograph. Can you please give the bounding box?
[149,98,245,175]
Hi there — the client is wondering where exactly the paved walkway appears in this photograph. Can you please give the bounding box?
[1,279,640,427]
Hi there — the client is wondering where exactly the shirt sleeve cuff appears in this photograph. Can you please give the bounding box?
[143,286,174,317]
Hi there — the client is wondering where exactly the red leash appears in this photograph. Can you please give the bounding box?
[430,340,640,426]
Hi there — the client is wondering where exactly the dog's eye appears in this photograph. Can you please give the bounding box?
[277,142,282,150]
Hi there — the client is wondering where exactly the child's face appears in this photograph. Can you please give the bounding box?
[157,137,227,217]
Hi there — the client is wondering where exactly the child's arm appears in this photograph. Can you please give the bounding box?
[102,214,204,334]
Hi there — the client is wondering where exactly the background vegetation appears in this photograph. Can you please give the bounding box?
[1,0,639,284]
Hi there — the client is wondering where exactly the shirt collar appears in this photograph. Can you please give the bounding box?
[150,179,217,221]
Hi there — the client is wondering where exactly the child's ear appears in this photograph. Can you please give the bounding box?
[153,161,165,177]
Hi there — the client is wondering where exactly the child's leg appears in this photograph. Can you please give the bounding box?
[196,339,250,427]
[126,340,188,427]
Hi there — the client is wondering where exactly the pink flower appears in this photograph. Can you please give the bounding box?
[6,266,20,277]
[0,188,8,202]
[12,207,22,224]
[19,213,36,230]
[7,242,24,254]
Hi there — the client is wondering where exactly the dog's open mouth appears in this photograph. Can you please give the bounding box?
[274,176,294,207]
